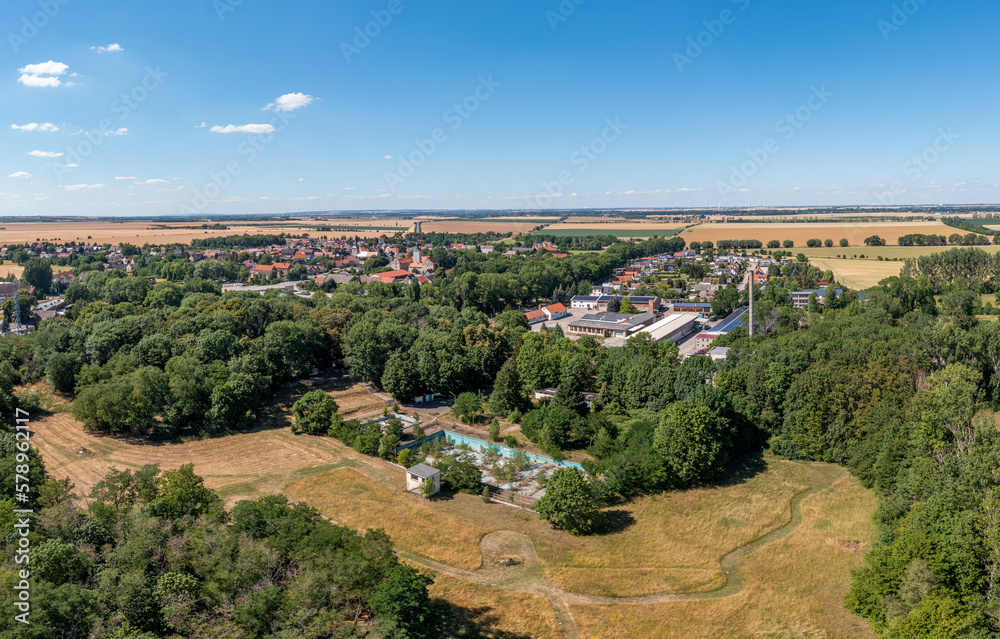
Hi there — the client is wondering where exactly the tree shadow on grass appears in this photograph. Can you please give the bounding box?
[595,508,636,535]
[712,450,768,489]
[434,601,537,639]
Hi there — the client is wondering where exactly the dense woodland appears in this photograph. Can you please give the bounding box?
[6,239,1000,635]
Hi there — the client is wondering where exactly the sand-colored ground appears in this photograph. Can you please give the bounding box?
[419,220,550,235]
[546,221,689,230]
[0,218,420,245]
[683,221,960,246]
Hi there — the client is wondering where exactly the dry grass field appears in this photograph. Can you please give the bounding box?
[29,379,386,506]
[429,574,563,638]
[569,472,877,639]
[682,221,959,246]
[31,377,877,639]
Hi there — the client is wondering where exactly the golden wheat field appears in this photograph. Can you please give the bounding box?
[682,221,959,247]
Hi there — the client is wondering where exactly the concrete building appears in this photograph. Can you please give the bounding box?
[792,288,842,309]
[570,295,661,312]
[672,301,712,314]
[567,312,658,339]
[637,313,699,344]
[405,464,440,496]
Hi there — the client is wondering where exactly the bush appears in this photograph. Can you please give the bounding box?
[396,448,414,468]
[481,486,491,503]
[504,435,519,448]
[535,468,597,535]
[291,390,339,436]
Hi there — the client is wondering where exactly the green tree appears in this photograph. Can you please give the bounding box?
[619,296,638,313]
[806,291,821,313]
[147,463,223,519]
[291,390,340,435]
[489,359,524,415]
[654,401,731,487]
[46,352,83,395]
[21,257,52,293]
[535,468,597,535]
[840,238,849,247]
[453,392,483,424]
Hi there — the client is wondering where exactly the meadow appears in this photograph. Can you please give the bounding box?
[29,376,876,639]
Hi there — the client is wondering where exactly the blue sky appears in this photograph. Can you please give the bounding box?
[2,0,998,216]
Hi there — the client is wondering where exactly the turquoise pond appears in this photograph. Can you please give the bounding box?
[398,429,584,471]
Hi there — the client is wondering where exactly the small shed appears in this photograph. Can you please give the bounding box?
[405,463,440,496]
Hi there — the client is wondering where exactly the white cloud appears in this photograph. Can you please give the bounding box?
[62,183,108,191]
[298,177,304,182]
[64,163,79,168]
[135,179,168,185]
[8,171,32,179]
[17,61,69,87]
[92,43,123,53]
[194,122,207,128]
[104,127,128,136]
[18,74,61,87]
[19,61,69,76]
[114,176,136,181]
[210,124,275,134]
[11,122,58,132]
[384,155,393,159]
[28,150,63,158]
[264,93,315,112]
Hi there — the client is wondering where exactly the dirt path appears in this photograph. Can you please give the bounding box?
[400,463,846,638]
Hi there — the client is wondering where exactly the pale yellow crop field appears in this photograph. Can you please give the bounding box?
[682,221,958,246]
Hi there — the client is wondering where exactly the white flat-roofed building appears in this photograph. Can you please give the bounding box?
[638,313,699,344]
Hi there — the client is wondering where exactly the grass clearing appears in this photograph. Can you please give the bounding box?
[569,471,877,638]
[428,574,563,638]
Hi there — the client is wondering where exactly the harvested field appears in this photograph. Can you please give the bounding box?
[0,218,414,244]
[682,221,961,246]
[419,220,548,235]
[806,257,903,289]
[543,228,682,239]
[0,265,23,279]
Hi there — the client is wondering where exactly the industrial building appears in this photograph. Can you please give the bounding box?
[566,312,658,339]
[637,313,700,344]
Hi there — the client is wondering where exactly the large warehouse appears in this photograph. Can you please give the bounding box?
[637,313,700,344]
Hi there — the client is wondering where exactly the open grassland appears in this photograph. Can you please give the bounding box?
[682,221,958,246]
[32,377,876,638]
[28,379,386,507]
[569,471,877,639]
[428,575,563,638]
